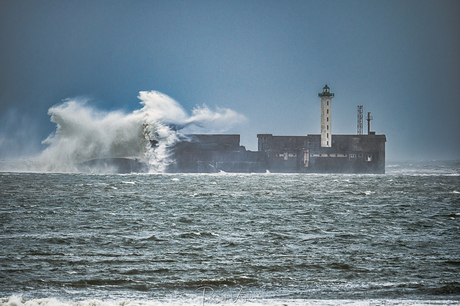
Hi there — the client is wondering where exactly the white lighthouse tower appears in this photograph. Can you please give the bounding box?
[318,84,334,147]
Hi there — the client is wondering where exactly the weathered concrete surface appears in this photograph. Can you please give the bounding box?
[76,133,386,174]
[167,134,266,173]
[166,133,386,174]
[257,134,386,174]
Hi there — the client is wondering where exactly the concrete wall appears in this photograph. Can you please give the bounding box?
[167,134,265,173]
[257,134,386,173]
[166,133,386,174]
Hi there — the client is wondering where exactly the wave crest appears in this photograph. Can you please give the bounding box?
[34,91,246,173]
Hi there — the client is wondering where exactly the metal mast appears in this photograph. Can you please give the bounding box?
[357,105,363,135]
[367,112,373,135]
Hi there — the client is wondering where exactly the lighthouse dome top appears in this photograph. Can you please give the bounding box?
[318,84,334,97]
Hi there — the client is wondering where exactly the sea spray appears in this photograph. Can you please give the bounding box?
[39,98,147,172]
[35,91,246,173]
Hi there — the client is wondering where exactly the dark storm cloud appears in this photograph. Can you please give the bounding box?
[0,0,459,160]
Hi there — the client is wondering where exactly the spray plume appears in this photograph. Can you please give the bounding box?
[36,91,246,173]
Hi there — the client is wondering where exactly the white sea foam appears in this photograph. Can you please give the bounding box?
[1,296,458,306]
[8,91,245,173]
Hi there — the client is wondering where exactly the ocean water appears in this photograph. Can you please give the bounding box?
[1,161,459,306]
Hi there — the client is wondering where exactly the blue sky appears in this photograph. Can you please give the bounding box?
[1,0,459,161]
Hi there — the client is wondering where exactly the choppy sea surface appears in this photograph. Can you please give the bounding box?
[1,161,459,306]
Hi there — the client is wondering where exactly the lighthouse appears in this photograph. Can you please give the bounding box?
[318,84,334,147]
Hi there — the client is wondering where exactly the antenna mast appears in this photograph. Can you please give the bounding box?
[357,105,363,135]
[367,112,373,135]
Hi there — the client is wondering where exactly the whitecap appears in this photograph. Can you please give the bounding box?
[0,297,456,306]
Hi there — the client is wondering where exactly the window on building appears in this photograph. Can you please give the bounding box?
[327,117,329,122]
[327,141,329,146]
[327,133,329,138]
[327,101,329,106]
[327,109,329,114]
[327,125,329,130]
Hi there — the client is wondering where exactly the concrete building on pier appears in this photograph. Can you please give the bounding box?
[80,85,386,174]
[167,85,386,174]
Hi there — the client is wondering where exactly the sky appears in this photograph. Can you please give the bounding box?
[0,0,459,162]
